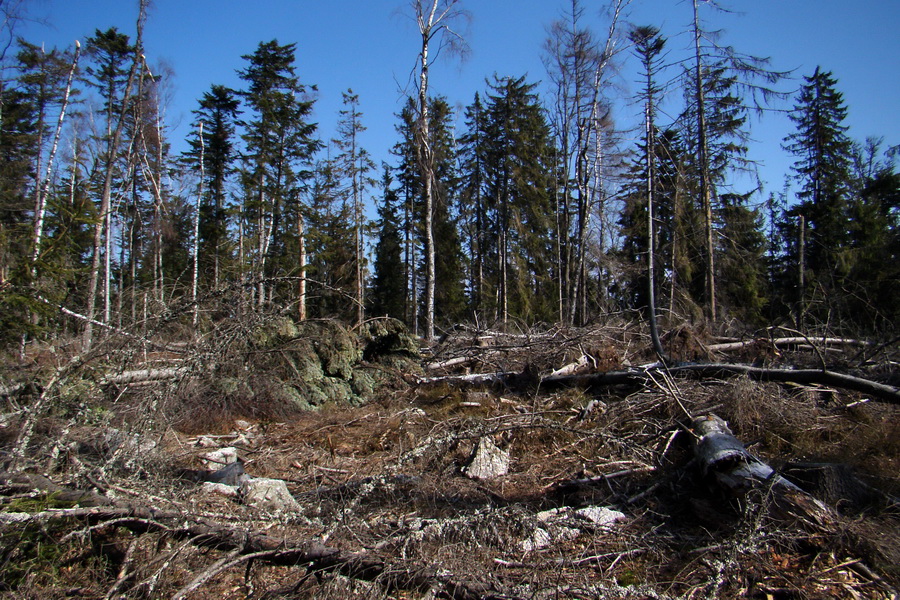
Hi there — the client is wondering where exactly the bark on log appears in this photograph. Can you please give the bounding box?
[707,337,872,353]
[691,415,800,495]
[103,367,186,385]
[690,415,834,526]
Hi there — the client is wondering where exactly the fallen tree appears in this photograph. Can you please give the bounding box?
[689,415,899,598]
[420,362,900,404]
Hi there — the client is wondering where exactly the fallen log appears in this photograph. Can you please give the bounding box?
[542,363,900,404]
[707,336,873,353]
[668,363,900,404]
[102,366,186,385]
[690,414,834,526]
[420,361,900,404]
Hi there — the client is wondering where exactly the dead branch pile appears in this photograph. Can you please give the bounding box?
[1,319,898,599]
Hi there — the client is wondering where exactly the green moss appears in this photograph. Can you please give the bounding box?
[286,339,325,383]
[3,492,78,513]
[279,383,316,411]
[616,569,641,587]
[360,318,420,360]
[351,371,376,397]
[318,377,356,406]
[297,321,360,379]
[215,377,253,397]
[250,316,299,347]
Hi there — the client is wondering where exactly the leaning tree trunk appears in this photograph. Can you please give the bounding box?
[31,41,80,276]
[83,3,145,349]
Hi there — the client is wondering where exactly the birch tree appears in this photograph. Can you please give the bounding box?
[408,0,469,340]
[19,41,81,277]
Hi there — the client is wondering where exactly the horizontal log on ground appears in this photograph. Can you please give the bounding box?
[542,363,900,404]
[103,367,186,385]
[707,337,873,353]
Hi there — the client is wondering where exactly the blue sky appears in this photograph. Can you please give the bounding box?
[15,0,900,205]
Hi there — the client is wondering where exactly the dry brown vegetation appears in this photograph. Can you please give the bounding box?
[1,316,898,599]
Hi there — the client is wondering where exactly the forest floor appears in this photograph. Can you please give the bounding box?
[1,316,899,599]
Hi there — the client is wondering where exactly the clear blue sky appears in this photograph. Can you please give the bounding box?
[16,0,900,205]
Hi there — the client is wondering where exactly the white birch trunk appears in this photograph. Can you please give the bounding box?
[298,210,306,321]
[31,41,80,276]
[418,4,436,341]
[192,122,204,327]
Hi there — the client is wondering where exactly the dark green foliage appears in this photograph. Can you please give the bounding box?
[842,154,900,331]
[238,39,320,306]
[332,89,375,324]
[84,27,132,111]
[457,92,489,314]
[717,193,768,324]
[0,87,37,242]
[427,97,467,326]
[783,67,853,279]
[476,75,558,323]
[305,159,356,320]
[184,84,241,287]
[777,67,891,330]
[389,96,466,329]
[370,166,406,320]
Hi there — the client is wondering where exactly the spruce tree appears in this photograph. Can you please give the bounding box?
[483,75,557,324]
[390,99,422,331]
[458,93,489,316]
[717,192,768,324]
[333,89,375,325]
[428,97,467,326]
[82,22,141,347]
[304,157,355,320]
[843,141,899,332]
[783,67,853,280]
[238,39,319,309]
[185,84,240,288]
[370,166,405,320]
[0,85,39,346]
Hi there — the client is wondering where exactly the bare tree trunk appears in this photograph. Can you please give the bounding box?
[412,0,468,341]
[692,0,716,322]
[798,213,806,328]
[257,189,271,309]
[192,122,204,327]
[238,199,246,308]
[31,40,80,275]
[645,103,664,360]
[354,160,365,327]
[83,2,146,349]
[298,210,306,321]
[418,28,435,341]
[403,185,416,334]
